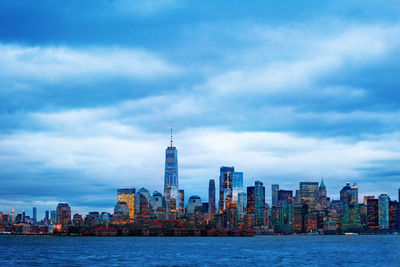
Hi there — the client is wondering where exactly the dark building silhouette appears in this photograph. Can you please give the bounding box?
[367,198,379,230]
[247,186,255,215]
[208,179,216,219]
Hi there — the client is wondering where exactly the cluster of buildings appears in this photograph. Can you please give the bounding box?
[1,131,399,235]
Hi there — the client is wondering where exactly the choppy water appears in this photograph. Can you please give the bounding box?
[1,235,399,266]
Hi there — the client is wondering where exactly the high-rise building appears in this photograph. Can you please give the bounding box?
[247,186,255,215]
[378,194,389,230]
[56,203,71,226]
[319,179,327,209]
[45,210,49,223]
[278,190,293,204]
[22,210,25,223]
[178,189,185,215]
[351,183,358,204]
[272,184,279,208]
[238,192,247,221]
[255,181,266,226]
[219,166,234,212]
[164,129,178,211]
[208,180,216,219]
[117,188,135,220]
[389,200,399,231]
[187,196,202,214]
[299,182,319,210]
[367,198,379,230]
[340,181,352,205]
[32,207,37,223]
[232,172,243,202]
[135,188,151,218]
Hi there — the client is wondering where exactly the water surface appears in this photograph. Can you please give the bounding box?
[1,235,399,266]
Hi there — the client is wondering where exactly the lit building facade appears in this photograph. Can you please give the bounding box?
[219,166,234,212]
[56,203,71,226]
[117,188,135,220]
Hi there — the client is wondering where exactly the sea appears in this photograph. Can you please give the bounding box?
[1,235,399,266]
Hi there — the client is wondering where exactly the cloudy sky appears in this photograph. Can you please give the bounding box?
[1,0,400,217]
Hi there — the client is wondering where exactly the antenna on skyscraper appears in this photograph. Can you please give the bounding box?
[170,128,173,147]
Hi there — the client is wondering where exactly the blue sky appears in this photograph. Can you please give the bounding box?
[1,0,400,217]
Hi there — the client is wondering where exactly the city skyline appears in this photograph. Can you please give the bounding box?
[1,133,399,220]
[1,1,400,216]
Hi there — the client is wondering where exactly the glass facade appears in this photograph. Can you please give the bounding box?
[232,172,243,202]
[219,166,234,212]
[378,194,389,230]
[117,188,135,220]
[164,145,178,208]
[255,181,266,226]
[272,184,279,208]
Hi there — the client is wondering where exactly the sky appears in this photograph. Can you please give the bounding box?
[1,0,400,218]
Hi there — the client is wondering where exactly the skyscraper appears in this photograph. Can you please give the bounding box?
[351,183,358,204]
[340,181,352,205]
[247,186,255,215]
[32,207,37,223]
[367,198,379,230]
[219,166,234,212]
[255,180,266,226]
[238,192,247,221]
[208,179,216,219]
[232,172,243,202]
[117,188,135,220]
[164,129,178,211]
[378,194,389,230]
[272,184,279,208]
[319,179,327,209]
[45,210,49,223]
[56,203,71,226]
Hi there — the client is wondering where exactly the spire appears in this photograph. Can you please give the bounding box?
[320,178,326,189]
[170,128,173,147]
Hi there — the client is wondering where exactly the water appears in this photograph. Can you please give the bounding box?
[1,235,399,266]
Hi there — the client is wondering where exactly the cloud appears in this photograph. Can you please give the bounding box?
[0,44,180,83]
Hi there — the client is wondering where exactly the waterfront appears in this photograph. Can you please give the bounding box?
[1,235,399,266]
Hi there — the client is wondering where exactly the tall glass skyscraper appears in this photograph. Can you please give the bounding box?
[378,194,389,230]
[219,166,234,212]
[272,184,279,208]
[232,172,243,202]
[164,129,178,210]
[255,181,266,226]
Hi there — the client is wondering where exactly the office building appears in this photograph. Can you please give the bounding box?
[378,194,389,230]
[208,180,216,219]
[340,181,352,205]
[272,184,279,208]
[117,188,135,220]
[164,129,179,211]
[247,186,255,215]
[232,172,243,202]
[319,179,327,209]
[367,198,379,230]
[255,181,266,226]
[219,166,234,212]
[32,207,37,223]
[238,192,247,221]
[187,196,202,214]
[56,203,71,226]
